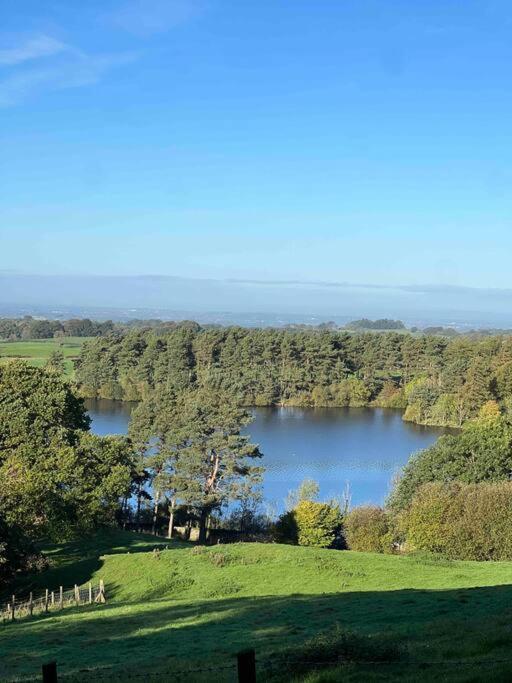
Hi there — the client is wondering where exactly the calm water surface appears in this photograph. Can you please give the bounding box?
[85,399,447,509]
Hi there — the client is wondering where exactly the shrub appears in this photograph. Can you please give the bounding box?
[274,501,343,548]
[344,506,391,553]
[398,483,455,555]
[389,412,512,511]
[273,509,299,545]
[332,378,371,407]
[375,382,406,409]
[401,481,512,560]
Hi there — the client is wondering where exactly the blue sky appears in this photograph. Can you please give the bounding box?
[1,0,512,289]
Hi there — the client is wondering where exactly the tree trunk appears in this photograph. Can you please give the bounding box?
[152,490,160,535]
[167,498,175,539]
[135,483,142,532]
[198,508,209,544]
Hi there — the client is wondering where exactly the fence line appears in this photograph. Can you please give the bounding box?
[1,579,105,624]
[37,650,512,682]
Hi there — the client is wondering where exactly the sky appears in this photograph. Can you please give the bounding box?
[1,0,512,294]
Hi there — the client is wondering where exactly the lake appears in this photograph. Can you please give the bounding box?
[85,399,448,510]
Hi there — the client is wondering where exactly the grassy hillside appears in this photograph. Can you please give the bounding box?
[3,531,512,681]
[0,337,90,377]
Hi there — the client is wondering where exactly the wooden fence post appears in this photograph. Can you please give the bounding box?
[42,660,58,682]
[29,592,33,617]
[59,586,63,610]
[237,649,256,683]
[45,589,49,613]
[51,591,55,608]
[88,582,93,604]
[11,595,15,621]
[97,579,106,603]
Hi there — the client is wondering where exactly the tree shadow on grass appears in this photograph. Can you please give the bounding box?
[3,585,512,681]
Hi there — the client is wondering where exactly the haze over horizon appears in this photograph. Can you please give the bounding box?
[4,272,512,328]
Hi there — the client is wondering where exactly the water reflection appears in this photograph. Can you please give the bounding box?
[85,400,448,509]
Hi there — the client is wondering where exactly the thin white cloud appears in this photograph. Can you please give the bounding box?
[0,35,67,66]
[108,0,204,37]
[0,47,137,107]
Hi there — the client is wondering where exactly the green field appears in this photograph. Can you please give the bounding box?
[0,338,90,377]
[3,531,512,682]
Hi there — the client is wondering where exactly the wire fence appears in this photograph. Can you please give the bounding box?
[1,579,106,624]
[30,650,512,683]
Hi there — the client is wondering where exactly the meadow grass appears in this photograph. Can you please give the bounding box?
[0,337,90,377]
[3,530,512,681]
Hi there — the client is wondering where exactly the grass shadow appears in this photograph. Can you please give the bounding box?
[3,585,512,681]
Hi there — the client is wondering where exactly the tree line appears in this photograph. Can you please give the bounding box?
[75,325,512,427]
[0,316,115,339]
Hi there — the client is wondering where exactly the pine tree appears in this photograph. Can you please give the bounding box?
[163,389,262,542]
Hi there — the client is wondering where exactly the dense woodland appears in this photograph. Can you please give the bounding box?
[75,325,512,428]
[0,316,115,339]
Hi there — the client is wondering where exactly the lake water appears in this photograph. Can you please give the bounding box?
[85,399,448,510]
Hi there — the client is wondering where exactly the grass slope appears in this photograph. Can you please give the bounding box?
[3,530,512,681]
[0,338,90,377]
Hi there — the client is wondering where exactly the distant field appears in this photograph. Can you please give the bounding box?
[4,530,512,681]
[0,337,90,377]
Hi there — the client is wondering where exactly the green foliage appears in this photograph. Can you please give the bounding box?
[0,516,47,584]
[0,362,135,540]
[331,377,371,407]
[273,509,299,544]
[389,409,512,510]
[0,360,90,452]
[275,500,343,548]
[374,381,405,409]
[44,348,66,374]
[0,317,113,340]
[75,326,512,428]
[344,506,391,553]
[284,478,320,511]
[130,387,263,541]
[401,481,512,560]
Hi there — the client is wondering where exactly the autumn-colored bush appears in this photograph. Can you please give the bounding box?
[401,481,512,560]
[344,506,391,553]
[274,500,343,548]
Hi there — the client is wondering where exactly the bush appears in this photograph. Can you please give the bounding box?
[344,506,391,553]
[274,501,343,548]
[401,481,512,560]
[388,412,512,511]
[0,516,48,582]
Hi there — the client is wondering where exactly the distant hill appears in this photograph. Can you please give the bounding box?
[346,318,406,330]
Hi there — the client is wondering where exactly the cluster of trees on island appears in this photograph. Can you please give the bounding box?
[75,324,512,428]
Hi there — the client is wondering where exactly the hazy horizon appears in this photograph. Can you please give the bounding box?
[3,272,512,329]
